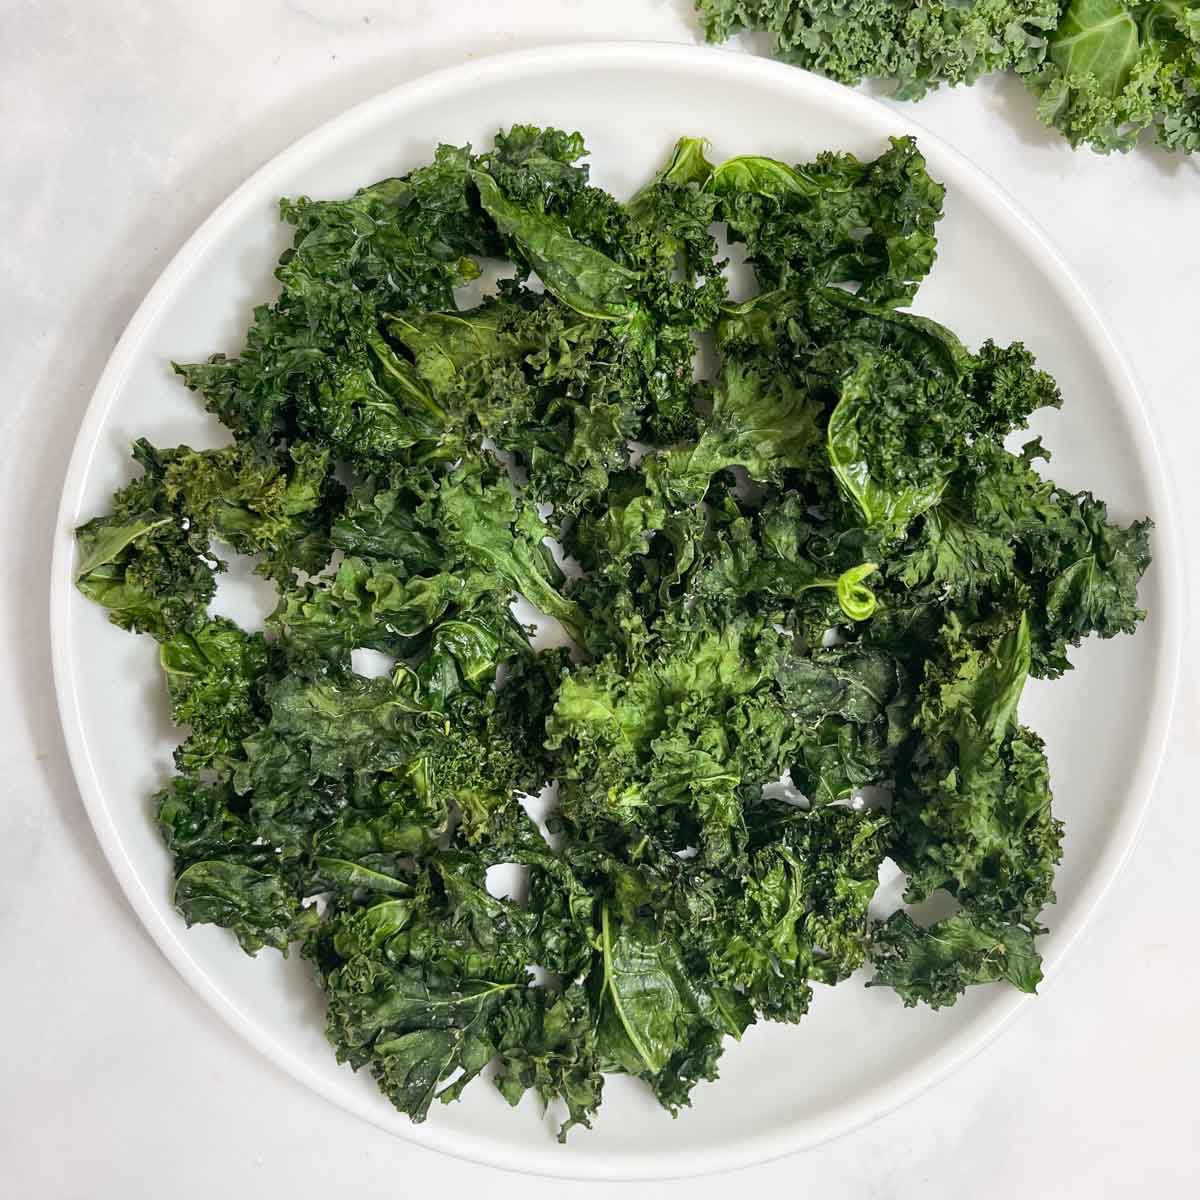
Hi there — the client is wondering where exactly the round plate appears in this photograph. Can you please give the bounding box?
[50,43,1181,1180]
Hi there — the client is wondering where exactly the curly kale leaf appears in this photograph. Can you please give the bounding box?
[472,170,640,321]
[696,0,1059,101]
[492,985,605,1140]
[708,135,945,306]
[159,617,270,772]
[1030,488,1153,668]
[422,454,585,639]
[895,438,1153,676]
[869,909,1044,1007]
[817,298,1057,528]
[547,612,797,864]
[475,124,592,211]
[268,557,494,658]
[172,859,318,955]
[870,616,1063,1005]
[712,806,893,1004]
[654,357,823,501]
[174,144,493,445]
[593,901,753,1110]
[336,970,509,1119]
[75,439,217,639]
[276,143,493,314]
[307,855,603,1135]
[1031,0,1200,153]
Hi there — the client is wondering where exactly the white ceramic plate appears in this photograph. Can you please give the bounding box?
[50,43,1180,1180]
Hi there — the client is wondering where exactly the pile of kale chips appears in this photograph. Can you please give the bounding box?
[76,127,1150,1137]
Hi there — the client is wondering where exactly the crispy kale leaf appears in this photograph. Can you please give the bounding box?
[707,136,945,307]
[75,440,218,638]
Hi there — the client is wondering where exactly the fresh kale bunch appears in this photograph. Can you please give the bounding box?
[696,0,1200,154]
[76,126,1150,1137]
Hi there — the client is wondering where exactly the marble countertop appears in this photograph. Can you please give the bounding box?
[3,2,1197,1195]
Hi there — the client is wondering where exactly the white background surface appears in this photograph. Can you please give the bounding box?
[2,2,1197,1195]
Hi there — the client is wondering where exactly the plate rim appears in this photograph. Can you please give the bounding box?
[49,41,1183,1181]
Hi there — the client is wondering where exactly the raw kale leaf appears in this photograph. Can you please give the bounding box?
[695,0,1200,154]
